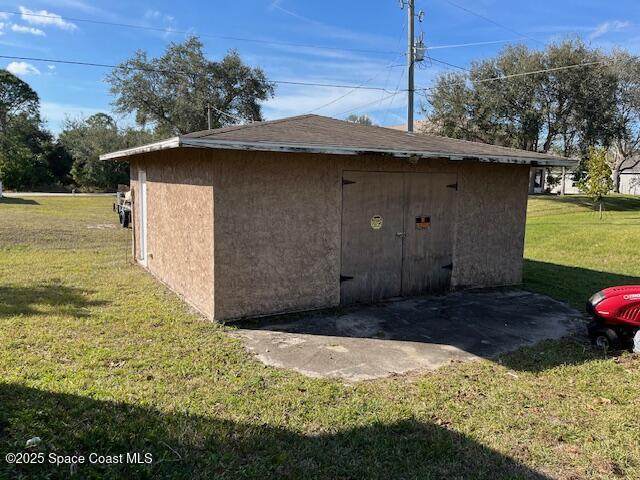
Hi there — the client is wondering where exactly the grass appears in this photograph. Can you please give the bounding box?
[1,193,639,479]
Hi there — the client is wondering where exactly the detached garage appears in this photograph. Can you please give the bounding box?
[101,114,573,321]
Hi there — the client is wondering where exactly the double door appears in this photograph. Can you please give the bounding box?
[340,171,457,305]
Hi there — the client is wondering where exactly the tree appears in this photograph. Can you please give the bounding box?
[423,40,618,158]
[345,114,373,125]
[578,147,613,217]
[608,50,640,192]
[107,37,275,136]
[0,69,39,137]
[60,113,155,191]
[0,71,59,190]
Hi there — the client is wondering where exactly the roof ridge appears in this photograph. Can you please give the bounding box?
[186,114,318,139]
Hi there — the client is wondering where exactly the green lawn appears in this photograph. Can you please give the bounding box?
[1,194,639,479]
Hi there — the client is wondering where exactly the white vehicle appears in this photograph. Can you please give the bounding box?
[113,186,132,228]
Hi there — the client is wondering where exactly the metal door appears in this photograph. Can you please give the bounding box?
[401,173,457,296]
[340,171,404,304]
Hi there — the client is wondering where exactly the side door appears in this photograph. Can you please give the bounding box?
[401,173,457,296]
[340,171,405,305]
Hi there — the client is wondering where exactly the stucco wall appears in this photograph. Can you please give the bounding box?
[209,151,529,319]
[451,162,530,288]
[130,151,214,318]
[129,149,530,321]
[211,150,341,319]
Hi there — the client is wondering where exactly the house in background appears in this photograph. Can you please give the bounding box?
[619,164,640,195]
[102,115,573,321]
[530,164,640,195]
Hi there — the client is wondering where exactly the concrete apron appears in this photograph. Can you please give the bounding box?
[231,289,583,381]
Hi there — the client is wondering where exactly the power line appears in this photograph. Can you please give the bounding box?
[1,8,531,57]
[0,9,402,57]
[0,54,608,96]
[437,0,545,46]
[427,39,518,50]
[0,55,399,92]
[428,56,470,71]
[335,91,403,117]
[417,60,606,91]
[306,54,405,113]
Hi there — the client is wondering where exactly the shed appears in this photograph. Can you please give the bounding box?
[101,114,574,321]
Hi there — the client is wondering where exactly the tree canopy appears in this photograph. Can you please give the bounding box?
[107,37,275,136]
[60,113,156,191]
[345,114,374,125]
[423,40,618,158]
[0,69,40,137]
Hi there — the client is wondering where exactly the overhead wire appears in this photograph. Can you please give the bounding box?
[0,55,399,92]
[0,8,525,57]
[436,0,546,46]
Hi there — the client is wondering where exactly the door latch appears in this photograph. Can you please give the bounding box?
[396,232,407,238]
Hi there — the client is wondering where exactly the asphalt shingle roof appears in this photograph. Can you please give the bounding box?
[183,115,571,164]
[102,114,575,166]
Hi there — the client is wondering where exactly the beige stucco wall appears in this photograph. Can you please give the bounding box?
[451,162,530,288]
[130,148,530,321]
[209,151,529,319]
[130,151,214,318]
[210,150,341,319]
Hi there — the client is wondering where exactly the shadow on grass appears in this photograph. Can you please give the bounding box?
[0,197,39,205]
[0,285,107,318]
[532,194,640,212]
[523,259,640,311]
[0,383,550,479]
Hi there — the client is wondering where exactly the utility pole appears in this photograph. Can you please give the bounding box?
[400,0,425,132]
[207,104,213,130]
[407,0,415,132]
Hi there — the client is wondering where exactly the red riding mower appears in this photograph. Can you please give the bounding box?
[587,286,640,351]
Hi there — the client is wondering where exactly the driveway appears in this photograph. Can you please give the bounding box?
[232,289,583,381]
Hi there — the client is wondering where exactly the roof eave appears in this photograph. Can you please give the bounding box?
[180,137,575,167]
[99,135,576,167]
[99,136,181,160]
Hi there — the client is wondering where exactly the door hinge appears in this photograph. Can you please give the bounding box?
[342,178,356,185]
[442,263,453,270]
[340,274,354,283]
[446,182,458,190]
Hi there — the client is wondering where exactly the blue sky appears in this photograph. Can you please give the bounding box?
[1,0,639,134]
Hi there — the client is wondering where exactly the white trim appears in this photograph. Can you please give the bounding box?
[101,135,576,167]
[138,168,148,267]
[100,137,180,160]
[181,137,575,167]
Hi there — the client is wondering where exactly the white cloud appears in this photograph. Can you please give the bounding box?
[590,20,631,39]
[0,13,9,20]
[11,23,46,36]
[6,61,41,76]
[47,64,55,70]
[19,6,78,31]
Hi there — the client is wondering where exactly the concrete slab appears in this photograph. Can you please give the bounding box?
[232,289,583,381]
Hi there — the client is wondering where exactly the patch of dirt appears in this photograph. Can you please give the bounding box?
[87,224,117,229]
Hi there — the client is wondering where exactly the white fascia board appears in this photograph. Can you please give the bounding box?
[100,134,576,167]
[180,137,576,167]
[99,137,181,160]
